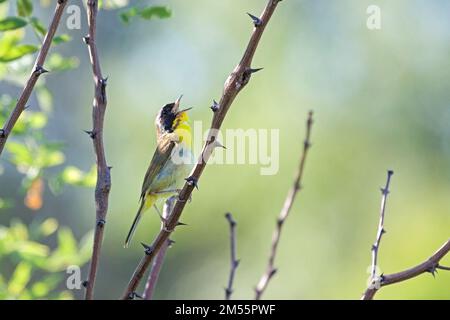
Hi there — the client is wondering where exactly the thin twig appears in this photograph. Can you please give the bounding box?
[370,170,394,281]
[83,0,111,300]
[362,239,450,299]
[121,0,283,299]
[254,111,314,300]
[143,197,176,300]
[225,212,239,300]
[436,265,450,271]
[0,0,68,156]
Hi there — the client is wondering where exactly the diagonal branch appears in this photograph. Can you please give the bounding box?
[121,0,283,299]
[143,197,176,300]
[225,212,239,300]
[362,239,450,299]
[254,111,314,300]
[0,0,69,156]
[83,0,112,300]
[370,170,394,281]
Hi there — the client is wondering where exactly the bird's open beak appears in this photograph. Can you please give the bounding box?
[172,94,183,113]
[177,107,193,115]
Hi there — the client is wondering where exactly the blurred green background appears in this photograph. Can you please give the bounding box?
[1,0,449,299]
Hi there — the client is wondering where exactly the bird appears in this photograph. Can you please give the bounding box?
[124,96,194,247]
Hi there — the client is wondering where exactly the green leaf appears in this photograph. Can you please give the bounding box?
[39,218,58,237]
[30,282,49,298]
[15,240,49,259]
[47,53,79,71]
[62,166,96,187]
[7,262,32,296]
[29,17,46,36]
[6,141,33,166]
[12,111,48,135]
[139,6,171,20]
[0,17,27,31]
[17,0,33,17]
[52,34,71,45]
[37,148,65,168]
[120,6,171,24]
[102,0,130,10]
[0,29,25,56]
[0,197,13,210]
[57,228,77,255]
[119,7,138,24]
[0,44,38,62]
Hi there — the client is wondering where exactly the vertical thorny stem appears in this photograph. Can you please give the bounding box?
[361,172,450,300]
[254,111,314,300]
[143,198,176,300]
[225,213,239,300]
[370,170,394,281]
[122,0,283,299]
[0,0,68,156]
[83,0,111,300]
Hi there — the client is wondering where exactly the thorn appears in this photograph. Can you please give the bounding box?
[157,211,168,225]
[304,140,311,149]
[34,65,49,76]
[269,268,278,278]
[225,287,233,295]
[168,239,176,247]
[211,100,219,112]
[213,140,226,149]
[108,166,113,171]
[241,67,264,85]
[427,264,438,278]
[0,129,5,138]
[371,244,377,251]
[380,187,389,195]
[24,105,31,110]
[225,213,236,226]
[176,221,188,227]
[97,219,106,228]
[234,259,241,268]
[100,77,108,103]
[277,217,284,227]
[84,130,96,139]
[381,228,386,235]
[185,176,199,190]
[246,67,264,74]
[247,12,262,27]
[100,77,108,87]
[141,242,153,255]
[83,35,90,44]
[82,280,88,288]
[128,291,143,300]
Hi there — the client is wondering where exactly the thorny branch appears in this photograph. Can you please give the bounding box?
[83,0,111,300]
[361,171,450,299]
[254,111,314,300]
[143,197,176,300]
[362,239,450,299]
[225,213,239,300]
[370,170,394,281]
[0,0,69,156]
[122,0,283,299]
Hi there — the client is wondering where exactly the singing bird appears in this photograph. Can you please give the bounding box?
[125,96,194,247]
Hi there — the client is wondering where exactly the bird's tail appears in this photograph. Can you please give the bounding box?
[124,196,154,248]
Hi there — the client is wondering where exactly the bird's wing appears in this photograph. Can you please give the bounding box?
[140,137,175,200]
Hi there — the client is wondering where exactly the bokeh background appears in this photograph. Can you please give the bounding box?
[1,0,449,299]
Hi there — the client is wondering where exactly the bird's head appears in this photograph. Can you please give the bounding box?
[156,95,192,134]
